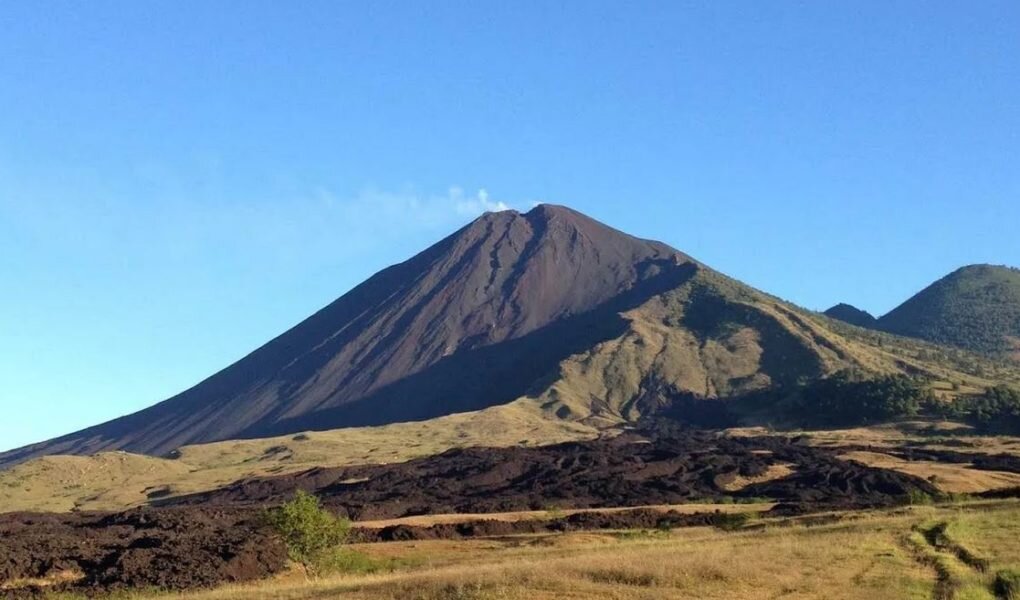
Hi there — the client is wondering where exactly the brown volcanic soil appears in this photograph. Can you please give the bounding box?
[162,425,941,520]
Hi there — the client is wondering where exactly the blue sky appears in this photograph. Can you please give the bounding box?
[2,2,1018,451]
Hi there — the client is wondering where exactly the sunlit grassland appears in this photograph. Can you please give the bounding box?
[44,500,1020,600]
[0,400,598,513]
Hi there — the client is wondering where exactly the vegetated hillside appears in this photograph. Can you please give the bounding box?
[3,208,1017,470]
[878,265,1020,360]
[820,315,1020,390]
[824,303,878,328]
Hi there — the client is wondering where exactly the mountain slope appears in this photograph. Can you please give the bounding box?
[4,208,1016,470]
[877,265,1020,360]
[824,303,878,328]
[521,266,1017,427]
[1,205,689,464]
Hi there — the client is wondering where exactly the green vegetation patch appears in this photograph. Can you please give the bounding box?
[263,490,354,576]
[937,385,1020,434]
[792,370,934,427]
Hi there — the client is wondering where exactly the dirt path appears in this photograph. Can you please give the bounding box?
[901,520,1000,600]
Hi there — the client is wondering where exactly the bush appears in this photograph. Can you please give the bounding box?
[711,511,753,531]
[793,370,934,427]
[735,496,772,504]
[316,548,388,574]
[264,490,351,574]
[906,489,934,506]
[543,504,566,521]
[941,386,1020,434]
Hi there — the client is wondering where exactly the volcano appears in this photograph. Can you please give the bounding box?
[3,206,695,461]
[3,204,967,467]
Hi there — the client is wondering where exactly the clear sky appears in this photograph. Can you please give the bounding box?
[2,2,1018,452]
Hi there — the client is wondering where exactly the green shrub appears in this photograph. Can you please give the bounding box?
[906,489,934,506]
[711,511,753,531]
[543,504,566,521]
[940,492,974,504]
[793,370,934,427]
[264,490,352,574]
[314,548,398,574]
[942,386,1020,434]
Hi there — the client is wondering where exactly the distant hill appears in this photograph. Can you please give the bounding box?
[824,303,878,328]
[877,265,1020,361]
[3,207,1017,468]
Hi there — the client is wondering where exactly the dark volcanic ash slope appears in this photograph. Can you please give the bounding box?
[1,205,691,464]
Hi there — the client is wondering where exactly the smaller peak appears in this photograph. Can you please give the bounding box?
[953,263,993,274]
[950,263,1019,276]
[824,303,878,328]
[935,264,1020,286]
[826,302,860,312]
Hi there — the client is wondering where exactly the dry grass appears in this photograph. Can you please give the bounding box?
[173,401,598,473]
[899,505,1020,600]
[8,415,1020,514]
[840,451,1020,494]
[355,502,771,529]
[8,414,1020,515]
[119,505,987,600]
[714,463,794,492]
[0,452,194,512]
[729,421,969,449]
[731,421,1020,457]
[0,569,82,591]
[0,401,599,513]
[942,504,1020,573]
[35,501,1020,599]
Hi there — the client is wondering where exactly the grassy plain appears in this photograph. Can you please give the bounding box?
[0,401,599,512]
[41,500,1020,600]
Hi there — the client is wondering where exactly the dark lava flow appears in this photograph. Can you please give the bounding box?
[161,424,940,519]
[1,423,944,596]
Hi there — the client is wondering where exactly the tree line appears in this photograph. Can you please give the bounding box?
[790,369,1020,434]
